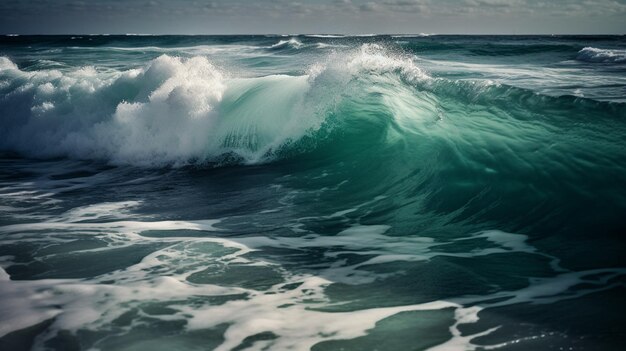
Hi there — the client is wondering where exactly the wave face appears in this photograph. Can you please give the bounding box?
[1,35,626,351]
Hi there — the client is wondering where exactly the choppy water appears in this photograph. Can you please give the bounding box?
[1,35,625,351]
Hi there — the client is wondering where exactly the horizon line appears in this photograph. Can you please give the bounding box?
[2,33,625,36]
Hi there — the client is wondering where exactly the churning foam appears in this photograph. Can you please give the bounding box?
[0,55,320,166]
[1,199,624,350]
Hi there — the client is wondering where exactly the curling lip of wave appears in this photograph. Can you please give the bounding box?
[576,47,626,63]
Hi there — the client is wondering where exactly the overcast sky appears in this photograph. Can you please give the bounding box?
[1,0,625,34]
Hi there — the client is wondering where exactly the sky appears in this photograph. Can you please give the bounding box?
[0,0,625,35]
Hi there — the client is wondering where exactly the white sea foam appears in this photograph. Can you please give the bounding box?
[269,38,304,49]
[1,200,625,349]
[576,47,626,63]
[0,56,18,70]
[314,42,349,49]
[307,43,428,83]
[0,55,321,166]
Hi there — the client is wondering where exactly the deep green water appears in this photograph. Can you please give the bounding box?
[0,35,625,350]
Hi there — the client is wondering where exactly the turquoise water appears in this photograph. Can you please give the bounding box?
[0,35,625,350]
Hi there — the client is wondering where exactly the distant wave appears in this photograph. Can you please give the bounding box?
[391,34,431,38]
[270,37,346,50]
[576,47,626,63]
[72,44,258,55]
[305,34,346,38]
[269,38,304,50]
[315,42,349,49]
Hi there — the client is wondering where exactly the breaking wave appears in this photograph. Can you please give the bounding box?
[0,45,428,166]
[576,47,626,63]
[269,38,304,50]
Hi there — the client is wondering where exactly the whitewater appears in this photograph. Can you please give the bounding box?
[1,35,625,351]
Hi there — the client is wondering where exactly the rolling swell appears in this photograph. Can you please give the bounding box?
[284,49,626,241]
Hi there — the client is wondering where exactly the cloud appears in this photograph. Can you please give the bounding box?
[0,0,624,34]
[464,0,523,6]
[359,2,379,12]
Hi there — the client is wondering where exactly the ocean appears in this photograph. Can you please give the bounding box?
[0,34,625,350]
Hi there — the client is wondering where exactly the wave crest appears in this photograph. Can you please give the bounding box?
[576,47,626,63]
[0,46,437,167]
[269,38,304,50]
[308,44,428,83]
